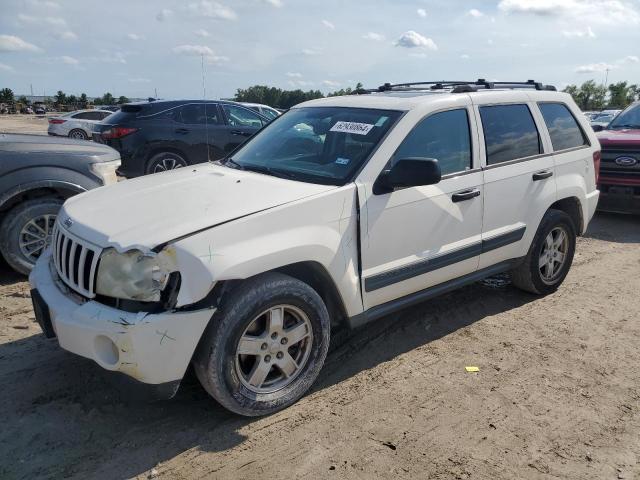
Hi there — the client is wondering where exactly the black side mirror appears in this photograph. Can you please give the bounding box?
[591,124,604,132]
[373,157,442,195]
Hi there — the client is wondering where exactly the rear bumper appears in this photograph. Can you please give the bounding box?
[29,251,214,386]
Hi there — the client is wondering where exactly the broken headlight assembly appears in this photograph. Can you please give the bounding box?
[95,249,175,302]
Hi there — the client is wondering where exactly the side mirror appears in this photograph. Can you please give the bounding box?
[373,157,442,195]
[592,124,604,132]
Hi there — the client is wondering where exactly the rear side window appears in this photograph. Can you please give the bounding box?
[480,104,541,165]
[538,103,587,151]
[72,112,92,120]
[223,105,264,128]
[174,104,221,125]
[392,109,472,175]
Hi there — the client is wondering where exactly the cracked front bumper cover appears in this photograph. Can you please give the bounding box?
[29,251,214,386]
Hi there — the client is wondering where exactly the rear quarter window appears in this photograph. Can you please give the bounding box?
[479,104,541,165]
[538,103,587,151]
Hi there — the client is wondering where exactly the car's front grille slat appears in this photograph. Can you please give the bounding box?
[52,223,102,299]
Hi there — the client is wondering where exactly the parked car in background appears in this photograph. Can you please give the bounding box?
[240,102,281,121]
[595,101,640,214]
[34,106,46,115]
[48,110,114,140]
[0,134,120,274]
[94,105,120,112]
[92,100,268,177]
[20,106,34,114]
[590,113,615,130]
[30,80,600,416]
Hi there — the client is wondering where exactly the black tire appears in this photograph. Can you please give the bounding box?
[0,197,63,275]
[193,272,330,416]
[68,129,88,140]
[146,152,188,174]
[511,209,576,295]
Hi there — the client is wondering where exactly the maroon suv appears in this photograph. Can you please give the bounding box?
[595,101,640,214]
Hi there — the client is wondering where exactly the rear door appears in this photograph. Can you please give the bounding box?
[220,104,266,154]
[171,103,225,162]
[473,97,557,269]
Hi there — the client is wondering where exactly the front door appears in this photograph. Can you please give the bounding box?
[360,106,484,310]
[220,104,265,155]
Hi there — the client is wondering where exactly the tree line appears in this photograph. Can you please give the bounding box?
[0,87,129,106]
[563,80,639,111]
[233,83,364,109]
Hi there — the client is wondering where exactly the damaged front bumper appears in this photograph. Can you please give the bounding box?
[29,251,214,392]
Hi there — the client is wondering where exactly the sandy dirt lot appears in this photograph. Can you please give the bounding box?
[0,212,639,480]
[0,114,51,135]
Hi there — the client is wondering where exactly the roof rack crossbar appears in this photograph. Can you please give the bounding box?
[360,79,557,94]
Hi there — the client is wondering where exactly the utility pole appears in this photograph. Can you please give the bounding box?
[604,68,610,88]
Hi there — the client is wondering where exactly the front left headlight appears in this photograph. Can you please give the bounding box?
[90,159,121,186]
[96,249,173,302]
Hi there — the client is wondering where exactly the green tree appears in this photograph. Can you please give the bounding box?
[328,82,365,97]
[564,80,607,110]
[0,88,15,103]
[101,92,115,105]
[233,85,324,109]
[117,95,130,104]
[18,95,29,105]
[607,81,638,109]
[79,93,88,104]
[67,94,78,106]
[55,90,67,105]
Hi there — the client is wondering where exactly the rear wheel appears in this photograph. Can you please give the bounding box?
[68,129,88,140]
[511,209,576,295]
[193,272,330,416]
[0,198,63,275]
[146,152,188,174]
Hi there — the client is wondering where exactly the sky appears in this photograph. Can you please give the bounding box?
[1,0,640,100]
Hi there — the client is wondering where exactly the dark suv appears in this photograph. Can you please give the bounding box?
[93,100,269,177]
[595,101,640,214]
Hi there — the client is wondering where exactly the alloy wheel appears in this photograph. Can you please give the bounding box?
[539,226,569,285]
[153,157,185,173]
[18,214,56,263]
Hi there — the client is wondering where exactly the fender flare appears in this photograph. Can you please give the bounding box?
[0,180,87,211]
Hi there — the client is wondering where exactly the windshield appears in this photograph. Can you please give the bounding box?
[224,106,402,185]
[608,103,640,129]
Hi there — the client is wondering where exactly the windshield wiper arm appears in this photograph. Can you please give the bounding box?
[219,157,245,170]
[242,164,297,180]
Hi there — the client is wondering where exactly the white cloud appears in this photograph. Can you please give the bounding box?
[0,34,42,53]
[286,72,302,78]
[264,0,284,6]
[128,77,151,83]
[620,55,639,64]
[127,33,143,41]
[323,80,340,87]
[395,31,438,50]
[27,0,60,8]
[0,62,15,72]
[417,8,427,17]
[498,0,640,25]
[575,56,639,73]
[322,20,335,29]
[156,9,172,21]
[562,26,596,38]
[302,48,320,55]
[363,32,385,41]
[18,13,67,27]
[172,44,229,64]
[187,1,237,20]
[60,55,79,65]
[468,8,484,17]
[195,29,210,37]
[54,30,77,40]
[288,80,314,87]
[461,54,470,59]
[89,51,127,64]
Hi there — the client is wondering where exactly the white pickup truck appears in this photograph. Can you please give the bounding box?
[30,80,600,416]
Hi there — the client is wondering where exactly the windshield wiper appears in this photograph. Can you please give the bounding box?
[218,157,245,170]
[242,164,298,180]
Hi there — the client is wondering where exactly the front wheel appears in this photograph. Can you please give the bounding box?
[511,209,576,295]
[193,272,330,416]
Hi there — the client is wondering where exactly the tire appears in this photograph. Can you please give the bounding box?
[68,129,88,140]
[0,198,63,275]
[193,272,330,416]
[511,209,576,295]
[146,152,188,174]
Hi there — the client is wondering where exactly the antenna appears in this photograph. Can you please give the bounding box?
[201,54,211,163]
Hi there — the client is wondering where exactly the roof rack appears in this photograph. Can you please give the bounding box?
[356,79,557,94]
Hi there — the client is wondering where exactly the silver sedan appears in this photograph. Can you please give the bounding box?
[47,110,114,140]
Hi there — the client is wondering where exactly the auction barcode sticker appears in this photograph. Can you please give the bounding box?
[330,121,375,135]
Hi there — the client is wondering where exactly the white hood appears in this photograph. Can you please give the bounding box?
[61,163,336,251]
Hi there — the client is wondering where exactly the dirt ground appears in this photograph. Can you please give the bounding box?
[0,212,639,480]
[0,114,51,135]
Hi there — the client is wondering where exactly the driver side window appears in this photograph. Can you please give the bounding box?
[392,109,472,176]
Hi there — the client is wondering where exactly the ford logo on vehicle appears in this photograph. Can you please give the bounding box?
[63,217,73,229]
[615,156,638,166]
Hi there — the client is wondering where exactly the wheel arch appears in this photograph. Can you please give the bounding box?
[0,181,85,216]
[548,196,584,235]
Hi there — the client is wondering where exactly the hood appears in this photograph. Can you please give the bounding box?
[0,133,120,161]
[597,129,640,147]
[61,163,336,251]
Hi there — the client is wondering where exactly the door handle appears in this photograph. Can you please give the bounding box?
[532,170,553,181]
[451,189,481,203]
[230,130,251,137]
[175,128,189,134]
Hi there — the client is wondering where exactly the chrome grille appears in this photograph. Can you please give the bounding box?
[52,224,102,298]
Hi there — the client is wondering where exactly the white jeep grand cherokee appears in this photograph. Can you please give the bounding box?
[30,80,600,416]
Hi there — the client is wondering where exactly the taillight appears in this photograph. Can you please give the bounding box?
[48,119,66,124]
[593,150,601,184]
[101,127,138,140]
